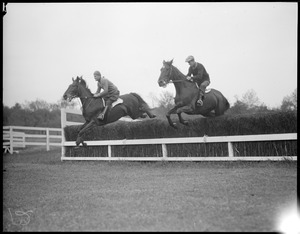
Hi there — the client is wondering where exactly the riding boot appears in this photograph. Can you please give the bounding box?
[97,106,109,120]
[196,90,205,106]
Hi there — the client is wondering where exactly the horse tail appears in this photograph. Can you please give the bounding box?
[130,92,149,107]
[129,92,156,118]
[212,89,230,115]
[225,98,230,110]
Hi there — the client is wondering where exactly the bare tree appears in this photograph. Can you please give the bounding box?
[149,91,174,108]
[241,89,260,108]
[281,88,297,111]
[227,90,270,115]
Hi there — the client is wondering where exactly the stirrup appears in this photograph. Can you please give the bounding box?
[196,99,203,106]
[97,106,109,120]
[97,112,105,120]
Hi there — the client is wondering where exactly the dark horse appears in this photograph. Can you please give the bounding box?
[158,59,230,128]
[63,76,156,147]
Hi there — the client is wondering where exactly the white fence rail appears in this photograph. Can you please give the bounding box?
[61,108,297,161]
[3,126,62,154]
[3,130,25,154]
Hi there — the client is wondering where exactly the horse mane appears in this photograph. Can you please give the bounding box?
[164,60,186,81]
[76,76,92,94]
[171,64,186,81]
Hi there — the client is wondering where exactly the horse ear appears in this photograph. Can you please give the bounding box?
[72,77,74,81]
[170,59,174,64]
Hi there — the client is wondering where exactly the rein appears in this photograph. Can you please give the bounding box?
[170,80,186,83]
[82,97,93,110]
[75,82,94,109]
[168,65,188,83]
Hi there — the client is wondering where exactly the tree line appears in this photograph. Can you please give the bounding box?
[150,88,297,117]
[2,88,297,128]
[2,99,78,128]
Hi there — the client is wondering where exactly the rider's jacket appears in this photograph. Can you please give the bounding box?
[187,62,210,85]
[96,77,120,98]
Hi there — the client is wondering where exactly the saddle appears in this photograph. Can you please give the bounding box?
[101,98,124,108]
[194,83,211,93]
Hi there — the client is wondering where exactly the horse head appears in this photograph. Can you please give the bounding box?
[63,76,91,102]
[158,59,174,88]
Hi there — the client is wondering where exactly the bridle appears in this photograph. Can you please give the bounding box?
[70,81,94,109]
[165,65,185,84]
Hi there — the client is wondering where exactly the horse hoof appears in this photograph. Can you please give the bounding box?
[171,123,178,129]
[82,142,87,147]
[76,137,83,147]
[97,114,105,120]
[184,121,189,126]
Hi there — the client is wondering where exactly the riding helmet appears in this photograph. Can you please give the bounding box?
[185,55,194,63]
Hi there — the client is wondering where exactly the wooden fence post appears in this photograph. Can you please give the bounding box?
[46,128,50,151]
[9,126,13,154]
[228,142,234,157]
[108,145,112,158]
[61,108,66,159]
[162,144,168,160]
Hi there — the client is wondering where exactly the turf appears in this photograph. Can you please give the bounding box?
[2,148,297,231]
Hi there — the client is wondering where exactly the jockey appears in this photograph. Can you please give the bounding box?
[93,70,120,120]
[185,55,210,106]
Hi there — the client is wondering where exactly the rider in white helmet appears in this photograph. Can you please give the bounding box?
[185,55,210,106]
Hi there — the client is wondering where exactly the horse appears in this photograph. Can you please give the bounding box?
[63,76,156,147]
[157,59,230,128]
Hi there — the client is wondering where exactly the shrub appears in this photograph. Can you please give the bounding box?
[64,111,297,157]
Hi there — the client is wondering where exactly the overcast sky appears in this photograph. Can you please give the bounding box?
[3,2,297,108]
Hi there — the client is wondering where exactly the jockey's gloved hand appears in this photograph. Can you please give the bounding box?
[186,76,193,81]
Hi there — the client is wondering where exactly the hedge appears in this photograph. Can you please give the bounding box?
[64,111,297,157]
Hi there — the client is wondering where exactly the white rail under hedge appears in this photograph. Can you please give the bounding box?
[61,108,297,161]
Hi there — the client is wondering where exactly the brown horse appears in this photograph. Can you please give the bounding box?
[63,76,156,147]
[158,59,230,128]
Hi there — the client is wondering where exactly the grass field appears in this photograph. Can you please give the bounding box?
[3,147,297,231]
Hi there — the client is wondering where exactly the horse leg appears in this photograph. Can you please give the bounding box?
[74,121,90,147]
[208,91,230,117]
[144,109,156,118]
[215,98,230,116]
[75,120,96,148]
[105,105,127,123]
[75,106,127,148]
[176,105,194,126]
[140,104,156,118]
[77,120,90,133]
[205,110,216,117]
[166,106,180,129]
[178,113,188,126]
